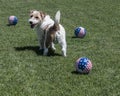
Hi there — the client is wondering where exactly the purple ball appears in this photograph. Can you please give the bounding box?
[74,27,86,38]
[8,16,18,25]
[75,57,92,73]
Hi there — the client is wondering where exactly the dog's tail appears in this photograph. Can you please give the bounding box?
[54,10,60,28]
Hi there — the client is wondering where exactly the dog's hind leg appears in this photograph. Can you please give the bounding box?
[60,40,67,57]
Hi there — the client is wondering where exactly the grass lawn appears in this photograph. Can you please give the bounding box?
[0,0,120,96]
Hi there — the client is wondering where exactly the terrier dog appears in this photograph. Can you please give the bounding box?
[28,10,67,57]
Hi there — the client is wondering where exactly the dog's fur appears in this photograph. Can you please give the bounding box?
[28,10,67,56]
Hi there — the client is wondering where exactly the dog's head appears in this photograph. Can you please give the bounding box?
[28,10,46,28]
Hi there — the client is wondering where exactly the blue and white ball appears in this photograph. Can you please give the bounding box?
[75,57,92,74]
[74,27,86,38]
[8,16,18,25]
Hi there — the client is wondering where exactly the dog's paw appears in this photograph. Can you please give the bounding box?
[52,47,56,50]
[43,48,48,56]
[63,53,67,57]
[47,48,55,56]
[39,48,44,51]
[62,49,67,57]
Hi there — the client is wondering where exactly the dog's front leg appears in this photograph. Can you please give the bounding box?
[43,31,49,56]
[36,29,44,50]
[40,35,44,50]
[43,42,48,56]
[51,42,56,50]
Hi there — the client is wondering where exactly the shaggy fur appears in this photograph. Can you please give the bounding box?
[28,10,67,57]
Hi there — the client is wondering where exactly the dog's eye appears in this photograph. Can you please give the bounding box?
[30,15,33,18]
[35,16,39,19]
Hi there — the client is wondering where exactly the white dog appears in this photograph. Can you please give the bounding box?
[28,10,67,56]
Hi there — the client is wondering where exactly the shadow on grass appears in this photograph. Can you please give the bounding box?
[6,24,16,26]
[71,71,89,75]
[72,36,84,39]
[14,46,42,55]
[14,46,62,57]
[72,36,78,38]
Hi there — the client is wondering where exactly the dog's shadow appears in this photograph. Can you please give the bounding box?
[14,46,62,56]
[14,46,42,55]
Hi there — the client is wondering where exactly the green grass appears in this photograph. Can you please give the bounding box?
[0,0,120,96]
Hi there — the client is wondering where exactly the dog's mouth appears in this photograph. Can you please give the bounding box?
[30,24,37,28]
[29,21,38,28]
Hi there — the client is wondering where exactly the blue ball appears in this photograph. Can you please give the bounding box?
[74,27,86,38]
[8,16,18,25]
[75,57,92,73]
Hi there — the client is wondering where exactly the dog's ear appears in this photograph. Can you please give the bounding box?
[39,11,46,19]
[30,10,35,14]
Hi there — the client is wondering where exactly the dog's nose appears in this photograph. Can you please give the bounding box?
[29,21,33,24]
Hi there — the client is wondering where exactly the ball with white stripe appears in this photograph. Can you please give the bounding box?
[74,27,86,38]
[75,57,92,74]
[8,16,18,25]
